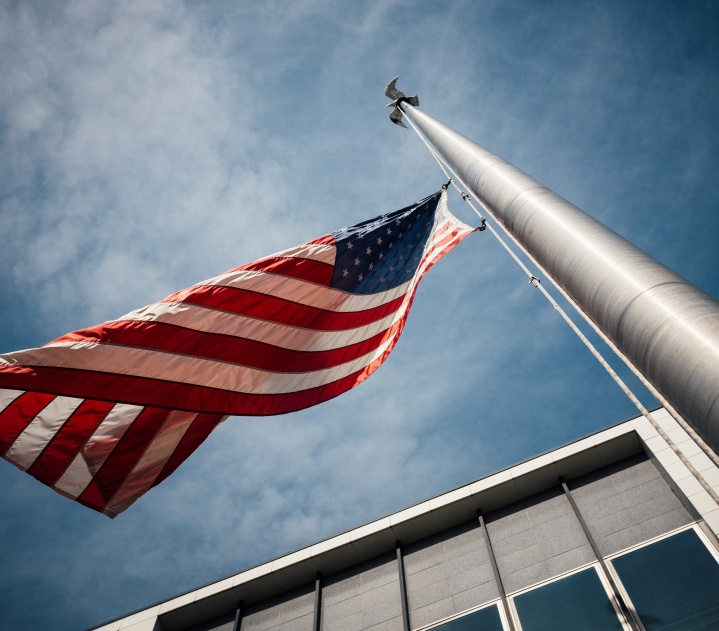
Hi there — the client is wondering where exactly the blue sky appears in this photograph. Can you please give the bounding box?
[1,1,718,629]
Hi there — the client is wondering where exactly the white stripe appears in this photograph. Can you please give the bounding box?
[0,389,25,414]
[116,298,407,352]
[8,333,399,395]
[5,396,84,470]
[103,410,201,515]
[263,241,335,265]
[201,268,413,312]
[54,403,143,498]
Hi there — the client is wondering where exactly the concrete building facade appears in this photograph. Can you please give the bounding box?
[93,408,719,631]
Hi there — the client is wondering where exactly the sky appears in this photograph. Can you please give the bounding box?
[0,1,718,629]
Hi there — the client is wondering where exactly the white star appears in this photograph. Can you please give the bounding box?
[368,263,374,270]
[377,237,382,245]
[390,265,395,272]
[388,242,393,249]
[387,227,392,236]
[342,269,349,278]
[366,247,372,255]
[358,273,363,282]
[347,242,353,250]
[378,252,383,260]
[379,276,386,283]
[354,258,361,266]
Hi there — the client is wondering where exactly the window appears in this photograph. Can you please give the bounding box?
[610,528,719,630]
[512,567,623,631]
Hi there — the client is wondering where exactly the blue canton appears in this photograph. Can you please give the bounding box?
[331,191,441,294]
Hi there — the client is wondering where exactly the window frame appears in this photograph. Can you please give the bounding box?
[603,524,719,631]
[506,562,633,631]
[415,599,507,631]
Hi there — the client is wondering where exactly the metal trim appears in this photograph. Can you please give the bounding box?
[477,511,517,631]
[396,541,411,631]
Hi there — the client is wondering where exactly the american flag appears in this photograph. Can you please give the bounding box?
[0,190,475,516]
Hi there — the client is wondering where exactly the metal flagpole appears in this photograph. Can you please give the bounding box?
[385,79,719,457]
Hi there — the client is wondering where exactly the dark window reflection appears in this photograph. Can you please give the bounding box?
[611,528,719,630]
[513,568,623,631]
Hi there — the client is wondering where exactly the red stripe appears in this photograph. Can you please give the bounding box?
[152,413,225,487]
[159,285,405,331]
[26,399,115,485]
[237,257,334,285]
[0,324,407,417]
[50,315,405,373]
[78,407,170,511]
[0,392,56,455]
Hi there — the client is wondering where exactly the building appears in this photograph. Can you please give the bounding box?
[92,407,719,631]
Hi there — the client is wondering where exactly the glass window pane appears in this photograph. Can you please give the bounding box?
[431,604,504,630]
[513,568,623,631]
[611,528,719,630]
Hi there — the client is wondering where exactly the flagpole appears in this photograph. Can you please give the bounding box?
[388,82,719,457]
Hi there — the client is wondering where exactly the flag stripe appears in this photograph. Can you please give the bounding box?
[54,403,143,498]
[0,388,24,414]
[5,396,84,470]
[6,333,397,394]
[26,399,116,485]
[45,312,406,373]
[115,301,405,352]
[0,352,395,416]
[160,285,406,331]
[238,256,334,285]
[78,406,171,510]
[0,392,56,455]
[188,268,411,313]
[253,238,336,265]
[104,410,200,516]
